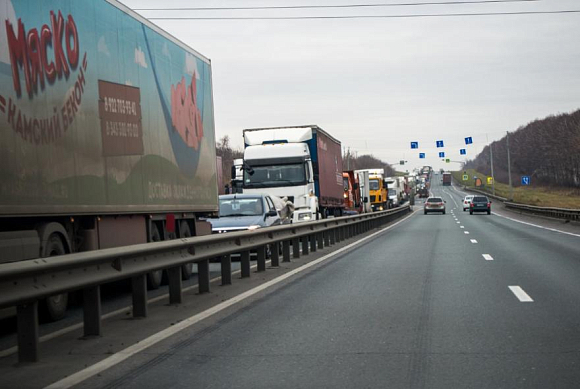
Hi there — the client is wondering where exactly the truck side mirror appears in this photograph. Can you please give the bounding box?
[231,165,236,180]
[353,183,359,190]
[364,197,369,203]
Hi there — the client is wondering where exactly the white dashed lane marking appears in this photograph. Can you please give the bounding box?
[464,231,470,234]
[509,286,534,302]
[482,254,493,261]
[470,239,478,243]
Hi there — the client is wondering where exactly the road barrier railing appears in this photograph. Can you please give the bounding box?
[457,182,580,222]
[0,205,411,363]
[503,202,580,221]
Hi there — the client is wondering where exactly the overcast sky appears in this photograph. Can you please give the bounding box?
[123,0,580,172]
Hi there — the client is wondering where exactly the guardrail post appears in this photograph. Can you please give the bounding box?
[292,238,300,258]
[329,229,335,245]
[310,234,317,252]
[318,232,324,249]
[336,227,342,242]
[17,301,39,363]
[283,240,291,262]
[302,236,309,255]
[132,274,148,318]
[198,259,210,293]
[221,254,232,285]
[241,251,251,277]
[257,246,266,272]
[270,243,280,267]
[167,266,183,304]
[83,286,102,337]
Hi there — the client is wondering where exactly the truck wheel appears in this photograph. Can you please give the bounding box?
[147,223,163,290]
[40,234,68,321]
[179,221,193,280]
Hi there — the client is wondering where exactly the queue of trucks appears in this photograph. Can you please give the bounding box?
[0,0,418,322]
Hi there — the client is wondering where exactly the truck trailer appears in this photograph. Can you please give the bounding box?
[242,125,344,222]
[442,172,452,186]
[0,0,218,319]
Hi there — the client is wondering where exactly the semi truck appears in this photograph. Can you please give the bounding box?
[242,125,344,222]
[356,169,388,211]
[0,0,218,320]
[342,171,361,215]
[442,172,452,186]
[385,177,404,207]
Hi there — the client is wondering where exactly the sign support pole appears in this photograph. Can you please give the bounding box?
[507,131,513,200]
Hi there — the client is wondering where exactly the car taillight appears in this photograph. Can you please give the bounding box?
[487,203,491,207]
[470,203,474,207]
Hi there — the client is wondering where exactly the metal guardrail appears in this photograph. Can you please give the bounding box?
[503,202,580,221]
[0,206,411,363]
[455,179,580,222]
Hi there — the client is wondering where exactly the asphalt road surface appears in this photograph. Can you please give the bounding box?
[56,177,580,389]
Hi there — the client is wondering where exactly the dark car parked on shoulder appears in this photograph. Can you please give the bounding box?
[470,196,492,215]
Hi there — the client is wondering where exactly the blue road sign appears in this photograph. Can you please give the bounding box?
[436,140,444,148]
[465,137,473,145]
[411,142,419,149]
[460,149,466,155]
[521,176,531,185]
[439,152,445,158]
[419,153,425,159]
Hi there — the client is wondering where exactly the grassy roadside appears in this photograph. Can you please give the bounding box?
[451,169,580,209]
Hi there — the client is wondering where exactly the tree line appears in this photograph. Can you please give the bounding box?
[464,109,580,188]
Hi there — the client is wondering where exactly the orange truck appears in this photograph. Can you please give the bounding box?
[342,171,361,214]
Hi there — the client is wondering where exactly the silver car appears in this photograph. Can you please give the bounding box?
[209,194,281,233]
[424,197,446,215]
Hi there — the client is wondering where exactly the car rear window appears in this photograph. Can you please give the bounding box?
[427,198,443,203]
[473,196,488,202]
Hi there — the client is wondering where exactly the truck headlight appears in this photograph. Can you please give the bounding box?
[247,225,261,231]
[298,213,311,221]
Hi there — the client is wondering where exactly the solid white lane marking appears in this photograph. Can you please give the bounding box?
[493,212,580,238]
[44,210,418,389]
[464,231,470,234]
[482,254,493,261]
[470,239,478,243]
[508,286,534,302]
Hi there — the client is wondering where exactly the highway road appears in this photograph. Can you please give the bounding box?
[2,178,580,388]
[37,178,577,389]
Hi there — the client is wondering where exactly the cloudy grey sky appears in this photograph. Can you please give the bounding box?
[123,0,580,171]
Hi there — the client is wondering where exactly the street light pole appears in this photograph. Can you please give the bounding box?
[506,131,513,200]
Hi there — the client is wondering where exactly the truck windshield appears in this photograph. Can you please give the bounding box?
[343,177,349,191]
[219,198,263,217]
[244,163,306,188]
[369,179,379,190]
